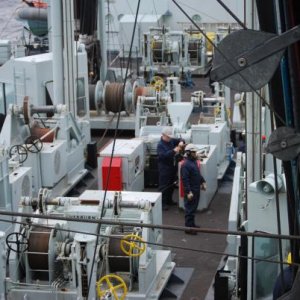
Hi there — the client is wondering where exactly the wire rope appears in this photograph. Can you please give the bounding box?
[172,0,286,126]
[0,216,299,269]
[86,1,142,297]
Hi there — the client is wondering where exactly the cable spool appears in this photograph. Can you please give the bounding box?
[108,234,130,273]
[30,127,55,143]
[23,96,31,125]
[89,80,103,113]
[188,41,200,59]
[103,81,132,114]
[152,41,163,62]
[27,227,52,271]
[133,83,156,107]
[107,234,138,274]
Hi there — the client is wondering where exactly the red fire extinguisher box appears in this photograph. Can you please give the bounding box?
[101,157,123,190]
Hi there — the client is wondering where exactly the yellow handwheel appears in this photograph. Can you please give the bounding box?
[120,233,146,257]
[214,106,221,117]
[96,274,127,300]
[150,76,164,91]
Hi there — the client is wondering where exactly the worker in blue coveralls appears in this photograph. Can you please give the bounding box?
[180,143,206,235]
[273,252,294,299]
[157,127,185,210]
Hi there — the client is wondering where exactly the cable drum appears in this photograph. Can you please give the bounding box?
[188,41,201,59]
[107,234,139,275]
[27,227,52,270]
[152,41,163,62]
[89,80,103,113]
[89,84,96,110]
[108,234,130,273]
[133,86,156,107]
[103,81,133,114]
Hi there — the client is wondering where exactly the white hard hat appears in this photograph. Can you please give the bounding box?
[234,93,241,102]
[161,127,174,138]
[185,143,198,152]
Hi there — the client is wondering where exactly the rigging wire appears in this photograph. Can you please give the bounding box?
[1,209,300,242]
[0,5,24,39]
[270,107,286,298]
[1,0,296,294]
[172,0,287,126]
[125,0,135,15]
[152,0,161,27]
[176,0,223,23]
[216,0,247,29]
[111,4,129,59]
[86,0,142,296]
[95,114,116,149]
[1,217,299,269]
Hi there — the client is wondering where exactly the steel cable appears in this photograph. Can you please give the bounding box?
[172,0,286,126]
[0,217,299,269]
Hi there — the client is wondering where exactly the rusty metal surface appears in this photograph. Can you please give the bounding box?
[28,227,51,270]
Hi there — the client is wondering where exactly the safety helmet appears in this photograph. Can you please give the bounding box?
[185,143,198,152]
[161,127,174,138]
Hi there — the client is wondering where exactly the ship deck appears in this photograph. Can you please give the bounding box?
[88,76,233,299]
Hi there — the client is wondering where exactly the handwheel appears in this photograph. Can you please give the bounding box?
[96,274,127,300]
[25,136,43,153]
[6,232,28,253]
[9,145,28,163]
[150,75,164,91]
[120,233,146,257]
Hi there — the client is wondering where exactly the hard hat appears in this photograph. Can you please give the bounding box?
[185,143,198,152]
[234,93,241,102]
[161,127,174,138]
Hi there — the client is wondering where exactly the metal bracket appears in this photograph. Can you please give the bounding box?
[210,25,300,92]
[266,127,300,161]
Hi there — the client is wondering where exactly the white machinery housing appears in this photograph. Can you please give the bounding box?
[98,139,145,191]
[3,190,175,300]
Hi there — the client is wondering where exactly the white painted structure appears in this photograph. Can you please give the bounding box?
[104,0,244,55]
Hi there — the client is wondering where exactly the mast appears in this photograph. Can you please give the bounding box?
[50,0,64,105]
[98,0,107,81]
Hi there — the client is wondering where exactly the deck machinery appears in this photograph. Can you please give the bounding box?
[141,27,209,77]
[1,189,175,300]
[89,76,181,131]
[0,53,91,198]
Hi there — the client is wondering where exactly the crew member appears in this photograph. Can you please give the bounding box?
[273,252,294,299]
[157,127,184,210]
[180,143,206,234]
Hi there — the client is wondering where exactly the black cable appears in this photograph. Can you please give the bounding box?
[216,0,247,29]
[1,217,299,270]
[86,1,142,297]
[171,0,286,126]
[95,115,115,149]
[269,102,286,293]
[35,113,48,128]
[1,209,300,242]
